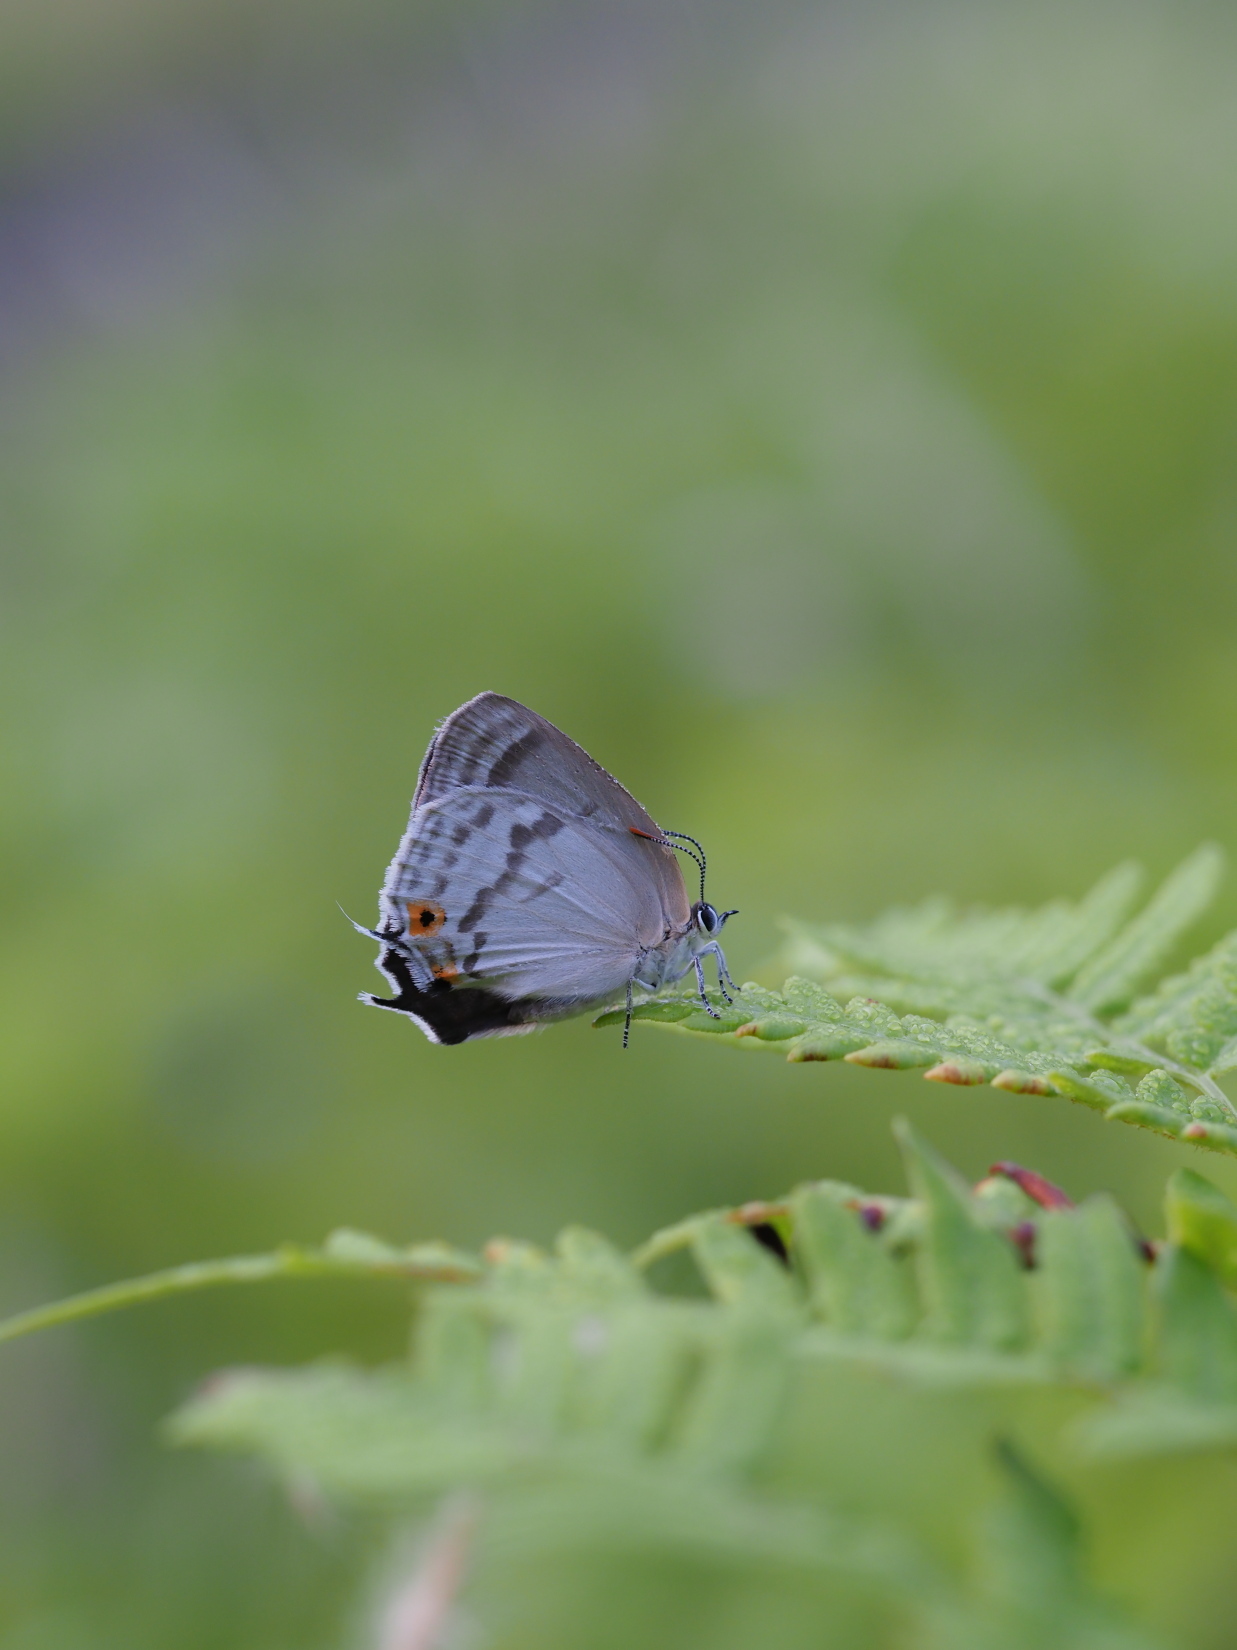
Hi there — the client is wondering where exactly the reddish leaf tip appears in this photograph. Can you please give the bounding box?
[988,1161,1074,1210]
[924,1060,987,1086]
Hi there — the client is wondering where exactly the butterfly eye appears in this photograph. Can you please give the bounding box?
[407,900,446,937]
[696,903,719,935]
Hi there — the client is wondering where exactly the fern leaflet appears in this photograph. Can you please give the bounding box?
[599,845,1237,1155]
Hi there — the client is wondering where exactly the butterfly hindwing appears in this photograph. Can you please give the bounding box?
[378,788,665,1003]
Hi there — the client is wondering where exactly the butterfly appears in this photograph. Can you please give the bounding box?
[355,693,736,1045]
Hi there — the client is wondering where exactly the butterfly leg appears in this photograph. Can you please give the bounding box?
[623,977,634,1049]
[696,942,735,1003]
[692,954,723,1018]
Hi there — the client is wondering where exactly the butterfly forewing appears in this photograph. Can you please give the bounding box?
[413,692,689,926]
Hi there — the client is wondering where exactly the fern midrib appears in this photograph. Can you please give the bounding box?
[1021,978,1236,1119]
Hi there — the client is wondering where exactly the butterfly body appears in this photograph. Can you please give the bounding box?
[359,694,735,1044]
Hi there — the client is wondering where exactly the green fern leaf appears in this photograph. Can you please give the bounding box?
[161,1120,1216,1649]
[896,1122,1030,1352]
[19,1119,1232,1645]
[602,845,1237,1156]
[1033,1197,1145,1382]
[689,1217,800,1312]
[790,1180,917,1339]
[1164,1168,1237,1285]
[938,1442,1162,1650]
[1070,844,1224,1013]
[1151,1244,1237,1405]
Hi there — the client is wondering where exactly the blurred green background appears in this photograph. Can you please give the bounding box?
[4,0,1237,1643]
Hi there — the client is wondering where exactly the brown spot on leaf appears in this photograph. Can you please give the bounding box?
[845,1042,939,1069]
[846,1201,886,1233]
[991,1070,1057,1096]
[924,1059,988,1086]
[1009,1221,1038,1269]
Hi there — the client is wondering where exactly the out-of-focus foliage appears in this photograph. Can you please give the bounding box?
[7,0,1237,1643]
[0,1233,481,1351]
[164,1122,1237,1648]
[614,846,1237,1153]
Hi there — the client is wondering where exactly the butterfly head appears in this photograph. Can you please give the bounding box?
[692,901,738,937]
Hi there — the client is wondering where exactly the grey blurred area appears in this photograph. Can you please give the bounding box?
[4,0,1237,1643]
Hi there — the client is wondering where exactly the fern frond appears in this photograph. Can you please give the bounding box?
[160,1121,1237,1649]
[600,845,1237,1154]
[10,1119,1233,1644]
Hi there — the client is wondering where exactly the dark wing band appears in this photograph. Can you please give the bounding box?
[415,693,650,828]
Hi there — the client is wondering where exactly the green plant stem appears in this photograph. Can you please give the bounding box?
[0,1245,479,1348]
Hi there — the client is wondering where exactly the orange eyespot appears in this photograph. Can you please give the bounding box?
[432,964,458,981]
[407,900,446,937]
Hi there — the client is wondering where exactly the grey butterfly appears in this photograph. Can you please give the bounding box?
[356,693,736,1045]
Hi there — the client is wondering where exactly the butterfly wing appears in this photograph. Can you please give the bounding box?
[366,788,667,1043]
[412,693,690,926]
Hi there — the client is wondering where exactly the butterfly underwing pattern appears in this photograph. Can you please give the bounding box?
[355,692,736,1045]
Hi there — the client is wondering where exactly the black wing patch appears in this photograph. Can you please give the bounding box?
[363,945,541,1044]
